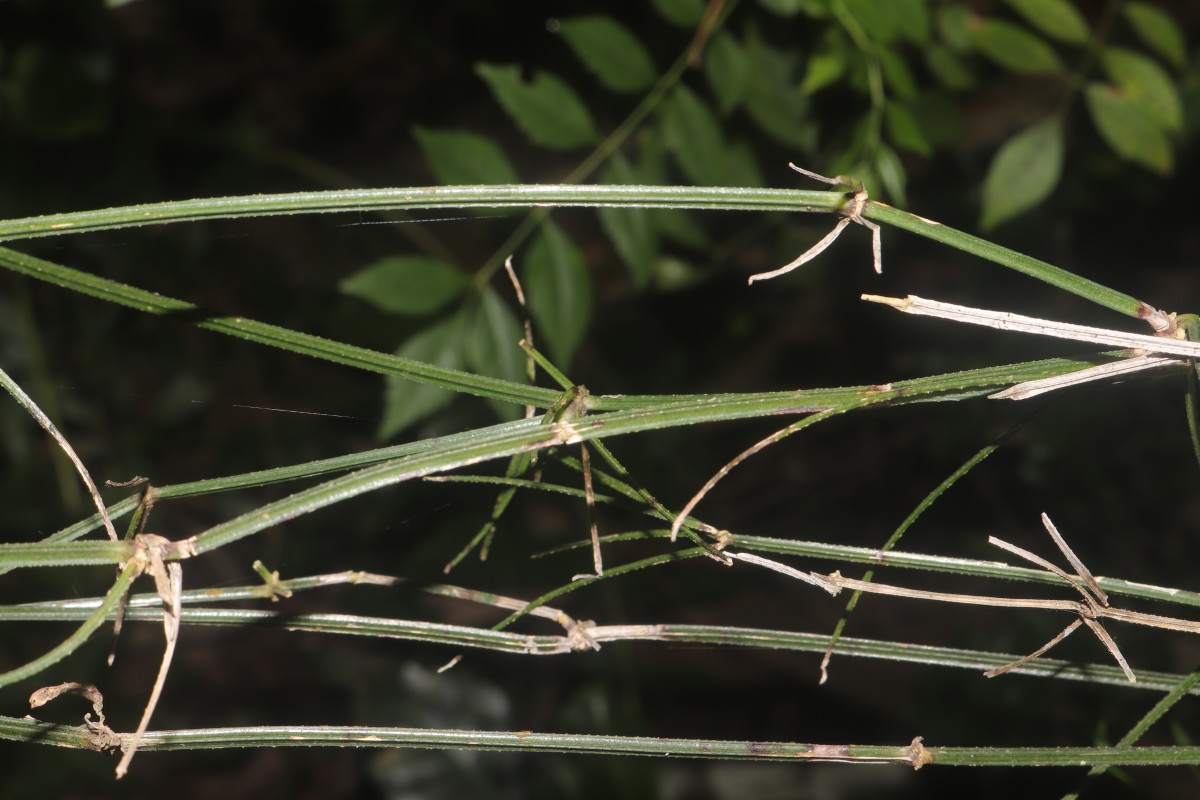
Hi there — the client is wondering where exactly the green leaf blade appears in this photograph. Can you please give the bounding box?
[1100,46,1183,132]
[1085,82,1173,174]
[525,221,593,366]
[558,15,657,94]
[743,32,814,148]
[340,256,468,317]
[1004,0,1089,44]
[650,0,704,27]
[412,128,519,186]
[465,288,527,421]
[1123,2,1186,69]
[476,63,599,150]
[661,84,726,185]
[980,118,1064,230]
[970,17,1064,75]
[380,311,469,438]
[705,32,750,113]
[598,157,658,287]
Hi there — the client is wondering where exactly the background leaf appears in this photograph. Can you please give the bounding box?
[925,44,976,89]
[379,311,468,437]
[1004,0,1089,45]
[980,118,1063,230]
[465,288,526,421]
[1123,2,1186,69]
[878,46,918,99]
[524,221,593,366]
[969,17,1064,75]
[1100,47,1182,132]
[661,84,726,185]
[558,16,656,94]
[705,32,750,114]
[757,0,815,17]
[743,31,814,148]
[340,256,468,317]
[412,127,519,185]
[1085,82,1173,174]
[840,0,900,43]
[649,0,703,27]
[476,63,599,150]
[799,32,848,95]
[873,144,908,206]
[891,0,930,44]
[885,101,932,156]
[937,5,973,51]
[598,156,658,287]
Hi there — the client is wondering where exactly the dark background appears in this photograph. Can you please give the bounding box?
[2,1,1200,797]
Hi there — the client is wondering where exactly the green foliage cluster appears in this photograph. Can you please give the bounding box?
[3,2,1200,796]
[336,0,1195,438]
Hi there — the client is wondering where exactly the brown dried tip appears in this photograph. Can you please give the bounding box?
[1136,302,1177,336]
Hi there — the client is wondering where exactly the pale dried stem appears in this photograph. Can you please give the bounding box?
[862,294,1198,358]
[1040,513,1108,606]
[669,418,813,542]
[725,551,836,593]
[747,163,882,284]
[990,355,1180,400]
[0,366,118,541]
[115,534,195,778]
[984,620,1083,678]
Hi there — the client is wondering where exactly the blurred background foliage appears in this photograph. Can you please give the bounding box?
[2,1,1200,797]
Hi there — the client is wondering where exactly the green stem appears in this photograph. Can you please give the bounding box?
[0,185,845,242]
[6,714,1200,767]
[0,559,138,688]
[0,182,1146,317]
[0,245,560,409]
[863,201,1143,316]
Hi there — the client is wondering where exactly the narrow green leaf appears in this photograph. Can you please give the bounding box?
[840,0,900,42]
[558,16,656,94]
[970,17,1064,75]
[884,102,933,156]
[611,133,709,249]
[757,0,815,16]
[892,0,930,44]
[743,32,814,148]
[1004,0,1089,44]
[661,84,726,185]
[380,311,469,437]
[799,41,847,95]
[980,118,1063,230]
[908,91,965,148]
[1100,46,1183,132]
[1085,82,1173,174]
[525,222,592,366]
[475,63,599,150]
[411,127,519,185]
[598,157,658,287]
[650,0,703,27]
[465,288,526,421]
[937,5,974,51]
[873,144,907,207]
[1123,3,1186,69]
[340,256,468,317]
[878,45,918,99]
[925,44,976,89]
[704,32,750,114]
